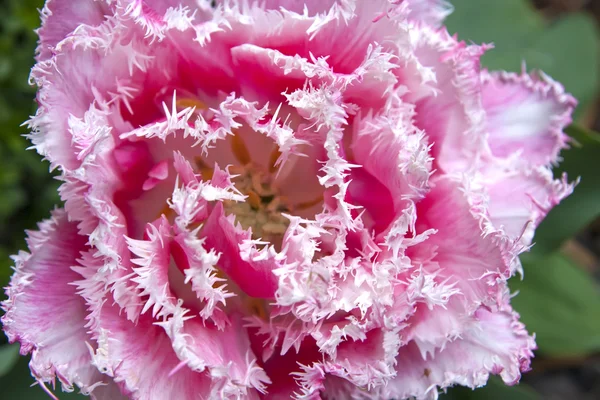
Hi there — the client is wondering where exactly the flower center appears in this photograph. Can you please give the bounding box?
[224,163,291,247]
[176,97,323,249]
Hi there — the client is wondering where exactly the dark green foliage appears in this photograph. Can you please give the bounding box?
[0,0,60,290]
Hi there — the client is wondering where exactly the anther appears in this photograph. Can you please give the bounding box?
[231,134,251,165]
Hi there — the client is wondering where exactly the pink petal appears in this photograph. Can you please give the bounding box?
[172,150,200,186]
[128,216,228,325]
[62,138,147,320]
[407,24,490,173]
[202,203,279,299]
[414,177,508,306]
[158,314,271,396]
[124,0,211,40]
[258,0,337,14]
[174,232,231,327]
[147,159,170,180]
[257,336,322,400]
[127,218,270,395]
[28,36,146,170]
[91,302,212,400]
[142,160,170,191]
[36,0,109,62]
[1,210,116,395]
[230,44,314,104]
[481,69,577,167]
[384,304,535,399]
[404,0,453,26]
[325,329,400,393]
[273,145,326,212]
[349,106,433,233]
[346,166,396,234]
[290,329,402,399]
[484,167,574,247]
[223,0,407,78]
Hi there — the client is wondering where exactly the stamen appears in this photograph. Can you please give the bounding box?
[251,173,274,197]
[248,298,269,320]
[268,147,282,173]
[231,134,251,165]
[160,203,176,220]
[247,191,261,209]
[294,195,324,211]
[222,163,291,250]
[266,196,282,212]
[194,157,214,180]
[175,97,207,111]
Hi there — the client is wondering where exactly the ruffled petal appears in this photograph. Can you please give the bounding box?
[405,23,490,173]
[255,336,322,400]
[36,0,109,62]
[159,314,270,397]
[481,70,576,167]
[257,0,337,14]
[349,99,433,232]
[297,329,401,399]
[383,304,535,400]
[120,0,214,40]
[202,203,279,299]
[483,167,574,247]
[414,177,508,307]
[28,29,149,170]
[1,210,114,396]
[126,217,270,395]
[91,303,213,400]
[404,0,453,26]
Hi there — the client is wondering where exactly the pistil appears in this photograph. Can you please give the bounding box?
[223,163,291,249]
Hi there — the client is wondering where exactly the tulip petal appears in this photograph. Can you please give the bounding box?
[1,210,116,396]
[482,70,576,167]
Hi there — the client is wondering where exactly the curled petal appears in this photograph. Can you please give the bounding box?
[36,0,109,62]
[406,23,490,173]
[384,304,535,399]
[414,177,509,307]
[404,0,453,26]
[1,210,116,396]
[482,69,577,167]
[202,203,279,299]
[483,167,575,247]
[91,303,212,400]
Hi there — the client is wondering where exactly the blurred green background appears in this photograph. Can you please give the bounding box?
[1,0,600,398]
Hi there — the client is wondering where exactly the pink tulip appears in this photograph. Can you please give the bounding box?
[2,1,575,399]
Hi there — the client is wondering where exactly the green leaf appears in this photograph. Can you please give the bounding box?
[0,343,20,377]
[0,247,12,290]
[446,0,542,71]
[511,252,600,356]
[446,0,600,119]
[525,14,599,116]
[0,356,88,399]
[532,125,600,255]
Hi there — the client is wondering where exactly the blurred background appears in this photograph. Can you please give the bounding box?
[0,0,599,398]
